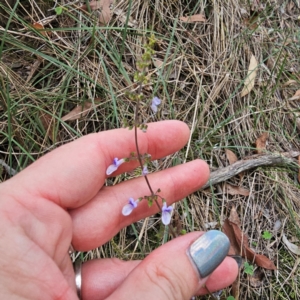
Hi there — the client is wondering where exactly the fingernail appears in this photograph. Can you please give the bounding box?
[188,230,230,278]
[229,255,243,268]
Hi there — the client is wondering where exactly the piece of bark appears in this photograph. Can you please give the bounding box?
[201,152,299,190]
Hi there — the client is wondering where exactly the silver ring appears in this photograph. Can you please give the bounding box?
[74,259,82,300]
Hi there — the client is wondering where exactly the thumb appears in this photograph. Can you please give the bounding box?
[106,231,238,300]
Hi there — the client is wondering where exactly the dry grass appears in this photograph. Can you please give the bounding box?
[0,0,300,299]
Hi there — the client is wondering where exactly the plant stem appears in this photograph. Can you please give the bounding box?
[134,98,179,239]
[134,98,161,207]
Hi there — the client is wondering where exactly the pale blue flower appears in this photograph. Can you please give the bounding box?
[106,158,125,175]
[162,202,173,225]
[122,198,139,216]
[151,97,161,113]
[142,165,149,176]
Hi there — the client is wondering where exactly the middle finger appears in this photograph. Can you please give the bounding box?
[70,159,209,251]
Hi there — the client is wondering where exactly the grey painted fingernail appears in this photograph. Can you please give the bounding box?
[188,230,230,278]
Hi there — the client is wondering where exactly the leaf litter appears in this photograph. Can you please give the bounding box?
[223,207,277,270]
[255,132,268,154]
[61,101,97,121]
[81,0,113,24]
[282,234,300,255]
[225,149,238,165]
[240,54,258,97]
[179,14,206,23]
[224,183,250,196]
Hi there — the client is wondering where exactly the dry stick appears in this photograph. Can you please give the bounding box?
[201,152,300,190]
[0,159,17,176]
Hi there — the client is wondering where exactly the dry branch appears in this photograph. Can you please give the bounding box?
[201,152,300,190]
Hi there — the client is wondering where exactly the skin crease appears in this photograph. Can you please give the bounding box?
[0,121,238,300]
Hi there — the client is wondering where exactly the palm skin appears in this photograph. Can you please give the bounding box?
[0,121,238,300]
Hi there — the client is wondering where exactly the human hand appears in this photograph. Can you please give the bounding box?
[0,120,238,300]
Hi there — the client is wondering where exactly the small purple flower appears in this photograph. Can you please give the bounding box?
[106,157,125,175]
[161,202,173,225]
[122,198,139,216]
[142,165,149,176]
[151,96,161,113]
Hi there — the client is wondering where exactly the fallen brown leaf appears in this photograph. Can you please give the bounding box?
[39,112,57,142]
[222,219,240,256]
[62,102,93,121]
[225,149,245,180]
[225,183,250,196]
[180,14,206,23]
[222,207,277,270]
[81,0,113,24]
[32,22,48,37]
[114,8,137,28]
[152,58,181,80]
[255,132,268,154]
[152,58,164,70]
[240,54,258,97]
[288,89,300,101]
[229,206,241,226]
[243,13,259,30]
[231,220,276,269]
[282,234,300,255]
[249,269,264,288]
[225,149,238,165]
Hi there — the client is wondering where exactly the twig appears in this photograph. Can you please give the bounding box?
[201,152,300,190]
[0,159,17,176]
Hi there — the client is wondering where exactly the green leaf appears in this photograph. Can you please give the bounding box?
[55,6,63,15]
[244,262,254,275]
[262,230,272,240]
[227,296,235,300]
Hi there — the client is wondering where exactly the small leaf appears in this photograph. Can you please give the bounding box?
[262,230,272,240]
[240,54,258,97]
[228,206,241,226]
[282,234,300,255]
[243,13,259,30]
[61,102,94,121]
[222,211,277,270]
[244,262,254,275]
[55,6,63,15]
[249,269,264,288]
[255,132,268,154]
[288,89,300,101]
[39,112,57,142]
[273,219,282,231]
[32,22,47,37]
[225,183,250,196]
[227,296,235,300]
[152,58,164,69]
[81,0,113,24]
[114,8,137,28]
[225,149,238,165]
[180,14,206,23]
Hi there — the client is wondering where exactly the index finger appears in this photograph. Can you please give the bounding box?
[2,121,190,209]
